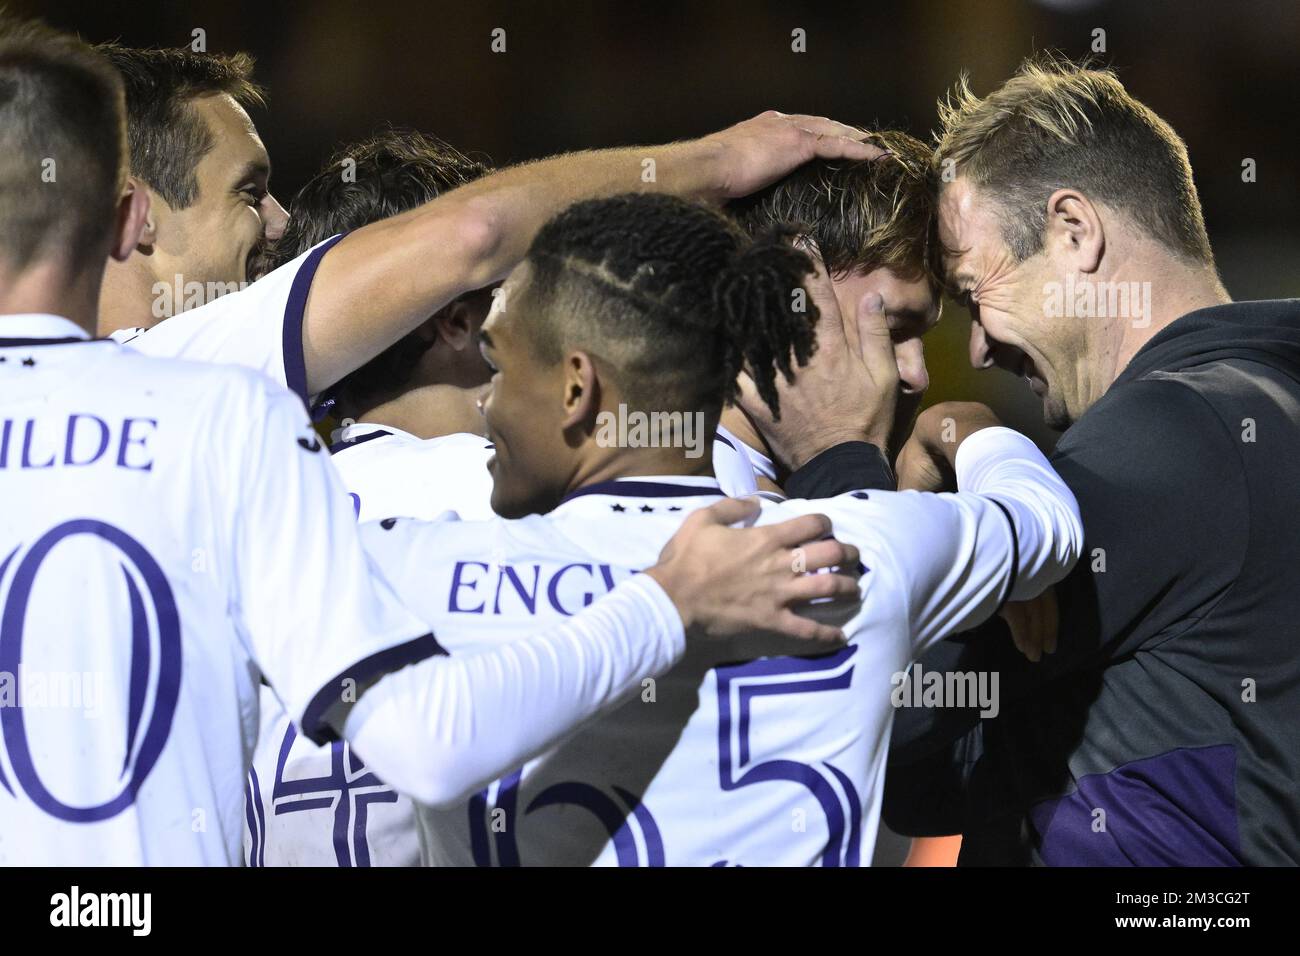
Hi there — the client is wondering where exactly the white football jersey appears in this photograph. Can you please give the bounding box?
[0,314,436,866]
[360,440,1076,866]
[330,424,497,523]
[246,422,758,866]
[247,423,496,867]
[109,235,343,407]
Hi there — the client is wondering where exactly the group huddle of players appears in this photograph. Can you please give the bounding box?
[1,18,1089,866]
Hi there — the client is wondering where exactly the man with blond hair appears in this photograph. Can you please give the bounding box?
[722,129,942,494]
[882,55,1300,865]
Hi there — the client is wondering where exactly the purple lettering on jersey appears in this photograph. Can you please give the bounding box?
[244,765,267,867]
[64,415,111,467]
[493,565,540,615]
[598,564,618,592]
[20,420,54,469]
[449,561,490,613]
[0,416,161,471]
[546,563,595,615]
[0,520,182,822]
[116,418,157,471]
[715,647,862,867]
[271,723,398,867]
[456,562,626,618]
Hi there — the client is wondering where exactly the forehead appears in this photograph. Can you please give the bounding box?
[937,177,1002,282]
[190,93,268,174]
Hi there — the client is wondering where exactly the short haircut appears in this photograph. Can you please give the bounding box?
[262,129,491,410]
[935,53,1214,266]
[95,43,264,210]
[522,193,818,419]
[729,129,939,290]
[0,16,126,272]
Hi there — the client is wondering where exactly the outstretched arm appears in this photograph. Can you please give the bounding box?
[302,113,881,394]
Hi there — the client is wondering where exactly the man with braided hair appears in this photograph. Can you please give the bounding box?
[357,192,1083,866]
[243,132,775,867]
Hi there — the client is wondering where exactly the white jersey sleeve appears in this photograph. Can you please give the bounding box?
[342,530,686,808]
[111,235,343,406]
[790,426,1082,656]
[219,377,441,742]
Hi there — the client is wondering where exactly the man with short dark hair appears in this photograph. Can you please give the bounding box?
[95,44,288,333]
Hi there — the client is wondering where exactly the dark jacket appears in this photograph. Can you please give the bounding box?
[881,299,1300,865]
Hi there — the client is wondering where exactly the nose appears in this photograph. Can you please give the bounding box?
[262,193,290,242]
[894,337,929,394]
[969,319,995,370]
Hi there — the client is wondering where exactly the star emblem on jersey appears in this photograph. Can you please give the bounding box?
[297,431,322,453]
[640,504,654,513]
[610,503,626,512]
[22,357,35,367]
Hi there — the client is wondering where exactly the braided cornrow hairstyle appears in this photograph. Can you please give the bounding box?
[524,193,819,419]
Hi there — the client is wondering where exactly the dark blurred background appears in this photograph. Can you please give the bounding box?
[23,0,1300,448]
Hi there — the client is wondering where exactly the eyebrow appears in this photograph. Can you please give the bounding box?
[232,158,271,187]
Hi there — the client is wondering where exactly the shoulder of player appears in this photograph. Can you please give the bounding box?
[754,491,923,560]
[107,345,285,402]
[332,429,490,472]
[759,488,904,521]
[358,511,517,565]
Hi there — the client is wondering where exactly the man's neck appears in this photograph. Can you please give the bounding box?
[565,402,719,492]
[348,384,486,441]
[566,445,717,494]
[98,257,159,335]
[1086,252,1231,406]
[0,261,100,336]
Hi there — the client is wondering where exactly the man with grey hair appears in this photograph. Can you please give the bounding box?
[881,55,1300,866]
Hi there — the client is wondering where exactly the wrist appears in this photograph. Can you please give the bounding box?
[786,425,882,471]
[681,136,730,203]
[642,565,696,634]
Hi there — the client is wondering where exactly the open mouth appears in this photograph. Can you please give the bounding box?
[1020,355,1048,397]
